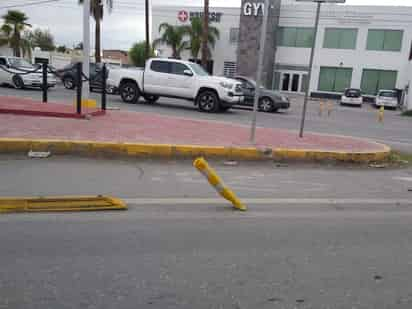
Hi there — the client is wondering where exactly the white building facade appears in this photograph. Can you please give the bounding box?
[151,6,240,79]
[152,1,412,102]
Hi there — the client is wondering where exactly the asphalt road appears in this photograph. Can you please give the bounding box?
[2,156,412,308]
[1,85,411,153]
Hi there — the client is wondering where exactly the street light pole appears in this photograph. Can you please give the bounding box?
[82,0,91,102]
[250,0,269,144]
[201,0,209,68]
[299,0,321,138]
[145,0,150,60]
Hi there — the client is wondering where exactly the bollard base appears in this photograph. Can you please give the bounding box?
[74,99,97,109]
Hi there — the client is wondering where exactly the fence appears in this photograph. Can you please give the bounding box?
[0,62,108,115]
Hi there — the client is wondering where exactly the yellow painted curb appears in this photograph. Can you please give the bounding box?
[0,138,391,163]
[0,195,127,213]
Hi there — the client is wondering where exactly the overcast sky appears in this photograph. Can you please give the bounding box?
[0,0,410,51]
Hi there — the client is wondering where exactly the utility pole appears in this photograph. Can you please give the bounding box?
[296,0,345,137]
[145,0,150,60]
[82,0,91,102]
[201,0,209,69]
[250,0,269,144]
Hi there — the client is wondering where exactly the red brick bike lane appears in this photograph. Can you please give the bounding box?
[0,97,386,153]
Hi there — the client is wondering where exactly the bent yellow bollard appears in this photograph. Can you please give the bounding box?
[193,157,247,211]
[378,106,384,123]
[327,101,333,117]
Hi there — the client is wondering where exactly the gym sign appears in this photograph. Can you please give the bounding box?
[243,2,265,16]
[178,10,223,23]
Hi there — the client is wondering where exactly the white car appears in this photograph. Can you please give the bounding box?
[340,88,363,107]
[0,56,57,89]
[375,90,399,109]
[108,58,244,112]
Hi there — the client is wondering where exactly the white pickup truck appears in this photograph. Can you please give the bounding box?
[107,58,244,112]
[0,56,57,89]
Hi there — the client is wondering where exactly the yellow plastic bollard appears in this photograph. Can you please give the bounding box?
[327,101,333,117]
[193,157,247,211]
[319,101,324,116]
[378,106,384,123]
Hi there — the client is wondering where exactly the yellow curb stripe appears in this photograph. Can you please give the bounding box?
[0,195,127,213]
[0,138,391,162]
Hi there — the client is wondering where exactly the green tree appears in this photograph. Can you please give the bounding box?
[129,41,154,67]
[56,45,67,53]
[183,17,219,60]
[153,23,189,59]
[0,24,12,47]
[26,28,55,51]
[79,0,113,63]
[1,10,32,57]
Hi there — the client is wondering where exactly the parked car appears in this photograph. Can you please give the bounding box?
[107,58,244,113]
[233,76,290,112]
[340,88,363,107]
[58,62,117,94]
[375,90,399,109]
[0,56,57,89]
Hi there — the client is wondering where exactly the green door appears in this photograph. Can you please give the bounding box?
[318,67,336,91]
[378,70,397,91]
[361,69,380,95]
[334,68,352,92]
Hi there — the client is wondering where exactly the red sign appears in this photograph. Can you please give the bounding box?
[178,10,189,22]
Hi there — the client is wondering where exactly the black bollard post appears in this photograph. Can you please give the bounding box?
[101,63,107,111]
[42,63,48,103]
[76,62,83,115]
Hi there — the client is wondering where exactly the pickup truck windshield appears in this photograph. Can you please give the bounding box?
[8,58,33,68]
[188,63,209,76]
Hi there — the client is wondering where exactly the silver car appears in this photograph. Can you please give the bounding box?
[233,76,290,112]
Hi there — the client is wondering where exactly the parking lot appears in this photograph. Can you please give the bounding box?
[1,84,411,152]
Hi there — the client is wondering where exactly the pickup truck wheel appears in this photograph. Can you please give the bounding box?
[258,97,274,113]
[143,95,159,103]
[62,76,75,89]
[197,91,220,113]
[13,75,25,89]
[120,82,140,104]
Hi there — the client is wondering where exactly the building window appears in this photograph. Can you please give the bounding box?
[318,67,352,93]
[361,69,397,95]
[366,29,403,52]
[323,28,358,50]
[277,27,314,48]
[223,61,237,77]
[229,28,239,44]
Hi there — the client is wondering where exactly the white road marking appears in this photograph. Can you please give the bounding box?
[123,198,412,205]
[393,177,412,182]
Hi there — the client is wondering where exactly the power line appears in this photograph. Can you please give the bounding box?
[0,0,62,9]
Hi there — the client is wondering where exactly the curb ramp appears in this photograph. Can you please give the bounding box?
[0,196,127,213]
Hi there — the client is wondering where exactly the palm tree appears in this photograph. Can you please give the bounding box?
[1,10,32,57]
[183,17,219,61]
[79,0,113,63]
[0,24,12,47]
[153,23,189,59]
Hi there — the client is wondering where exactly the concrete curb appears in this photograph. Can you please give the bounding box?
[0,138,391,162]
[0,195,127,213]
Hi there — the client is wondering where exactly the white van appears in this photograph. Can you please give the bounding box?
[375,90,398,109]
[340,88,363,107]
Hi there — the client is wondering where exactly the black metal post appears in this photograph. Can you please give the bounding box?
[76,62,83,115]
[101,63,107,111]
[42,63,48,103]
